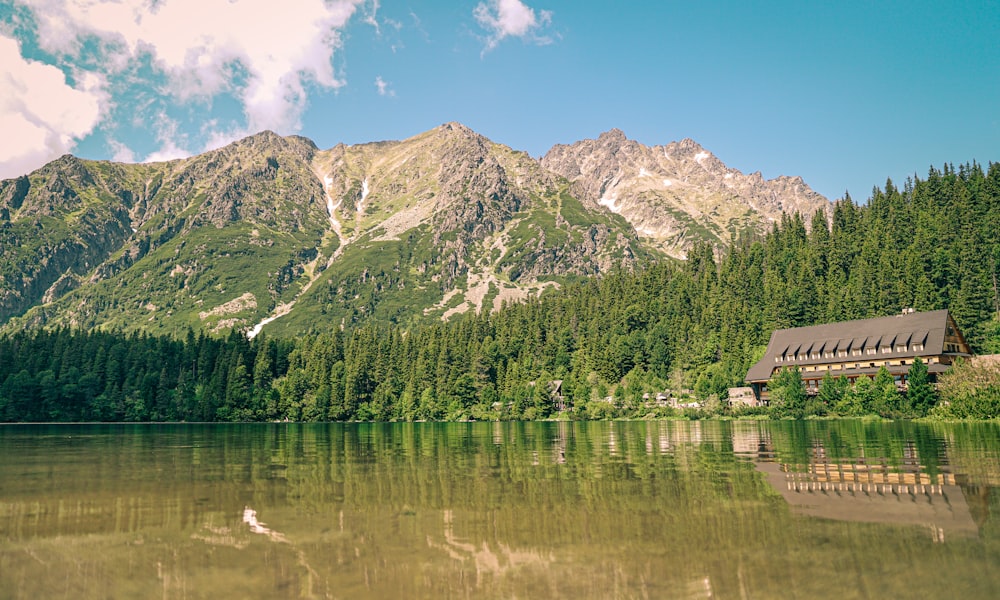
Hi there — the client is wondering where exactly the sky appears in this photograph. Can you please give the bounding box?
[1,0,998,202]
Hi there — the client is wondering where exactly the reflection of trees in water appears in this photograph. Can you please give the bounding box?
[4,422,1000,598]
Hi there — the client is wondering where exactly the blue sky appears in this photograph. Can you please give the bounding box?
[1,0,998,202]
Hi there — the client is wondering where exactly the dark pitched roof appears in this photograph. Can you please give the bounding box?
[746,309,956,382]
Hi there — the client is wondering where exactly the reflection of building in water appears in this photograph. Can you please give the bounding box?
[754,461,978,540]
[732,427,980,541]
[731,423,771,456]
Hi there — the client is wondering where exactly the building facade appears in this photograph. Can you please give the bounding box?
[745,309,972,403]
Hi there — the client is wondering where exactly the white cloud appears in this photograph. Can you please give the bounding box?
[143,112,189,163]
[13,0,367,165]
[363,0,381,35]
[0,32,104,178]
[200,122,252,155]
[107,139,136,163]
[374,75,394,97]
[474,0,553,52]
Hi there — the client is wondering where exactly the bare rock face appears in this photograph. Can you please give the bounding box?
[305,122,647,326]
[542,130,831,257]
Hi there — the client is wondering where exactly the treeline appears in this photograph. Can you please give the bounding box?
[1,161,999,422]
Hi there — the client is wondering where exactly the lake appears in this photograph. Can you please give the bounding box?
[2,420,999,599]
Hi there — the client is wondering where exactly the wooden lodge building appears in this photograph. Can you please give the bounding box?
[745,309,972,403]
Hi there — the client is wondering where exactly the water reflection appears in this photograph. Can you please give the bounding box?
[726,422,980,540]
[1,421,999,599]
[243,506,286,541]
[426,509,554,585]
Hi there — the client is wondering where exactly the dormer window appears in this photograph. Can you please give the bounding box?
[896,345,906,352]
[775,356,782,363]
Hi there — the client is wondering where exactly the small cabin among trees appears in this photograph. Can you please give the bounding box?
[746,309,972,403]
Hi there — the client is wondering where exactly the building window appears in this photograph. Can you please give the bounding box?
[896,345,906,352]
[853,349,862,356]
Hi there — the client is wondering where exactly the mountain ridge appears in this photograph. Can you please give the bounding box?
[0,123,828,337]
[542,129,830,257]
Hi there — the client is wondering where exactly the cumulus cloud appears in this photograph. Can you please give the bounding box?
[107,139,136,163]
[374,75,394,97]
[473,0,552,52]
[23,0,364,130]
[0,32,104,179]
[143,112,189,163]
[0,0,370,175]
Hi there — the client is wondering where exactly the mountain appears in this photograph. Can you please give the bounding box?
[0,124,649,338]
[542,129,830,257]
[0,123,829,338]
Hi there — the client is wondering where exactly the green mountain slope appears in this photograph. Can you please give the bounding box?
[1,124,652,338]
[1,131,330,336]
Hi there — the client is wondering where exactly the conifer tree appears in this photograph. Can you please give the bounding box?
[906,357,936,416]
[769,366,806,419]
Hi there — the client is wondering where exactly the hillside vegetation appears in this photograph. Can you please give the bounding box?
[0,125,653,337]
[2,161,999,422]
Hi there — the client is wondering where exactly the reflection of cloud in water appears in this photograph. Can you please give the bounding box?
[427,509,554,585]
[240,507,319,595]
[190,520,249,549]
[242,507,287,542]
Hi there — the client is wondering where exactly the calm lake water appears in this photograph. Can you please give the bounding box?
[2,420,999,599]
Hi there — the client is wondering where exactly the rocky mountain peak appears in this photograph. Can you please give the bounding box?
[433,122,485,143]
[218,129,317,163]
[542,133,830,257]
[597,128,628,144]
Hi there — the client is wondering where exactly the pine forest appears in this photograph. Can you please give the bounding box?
[3,162,1000,422]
